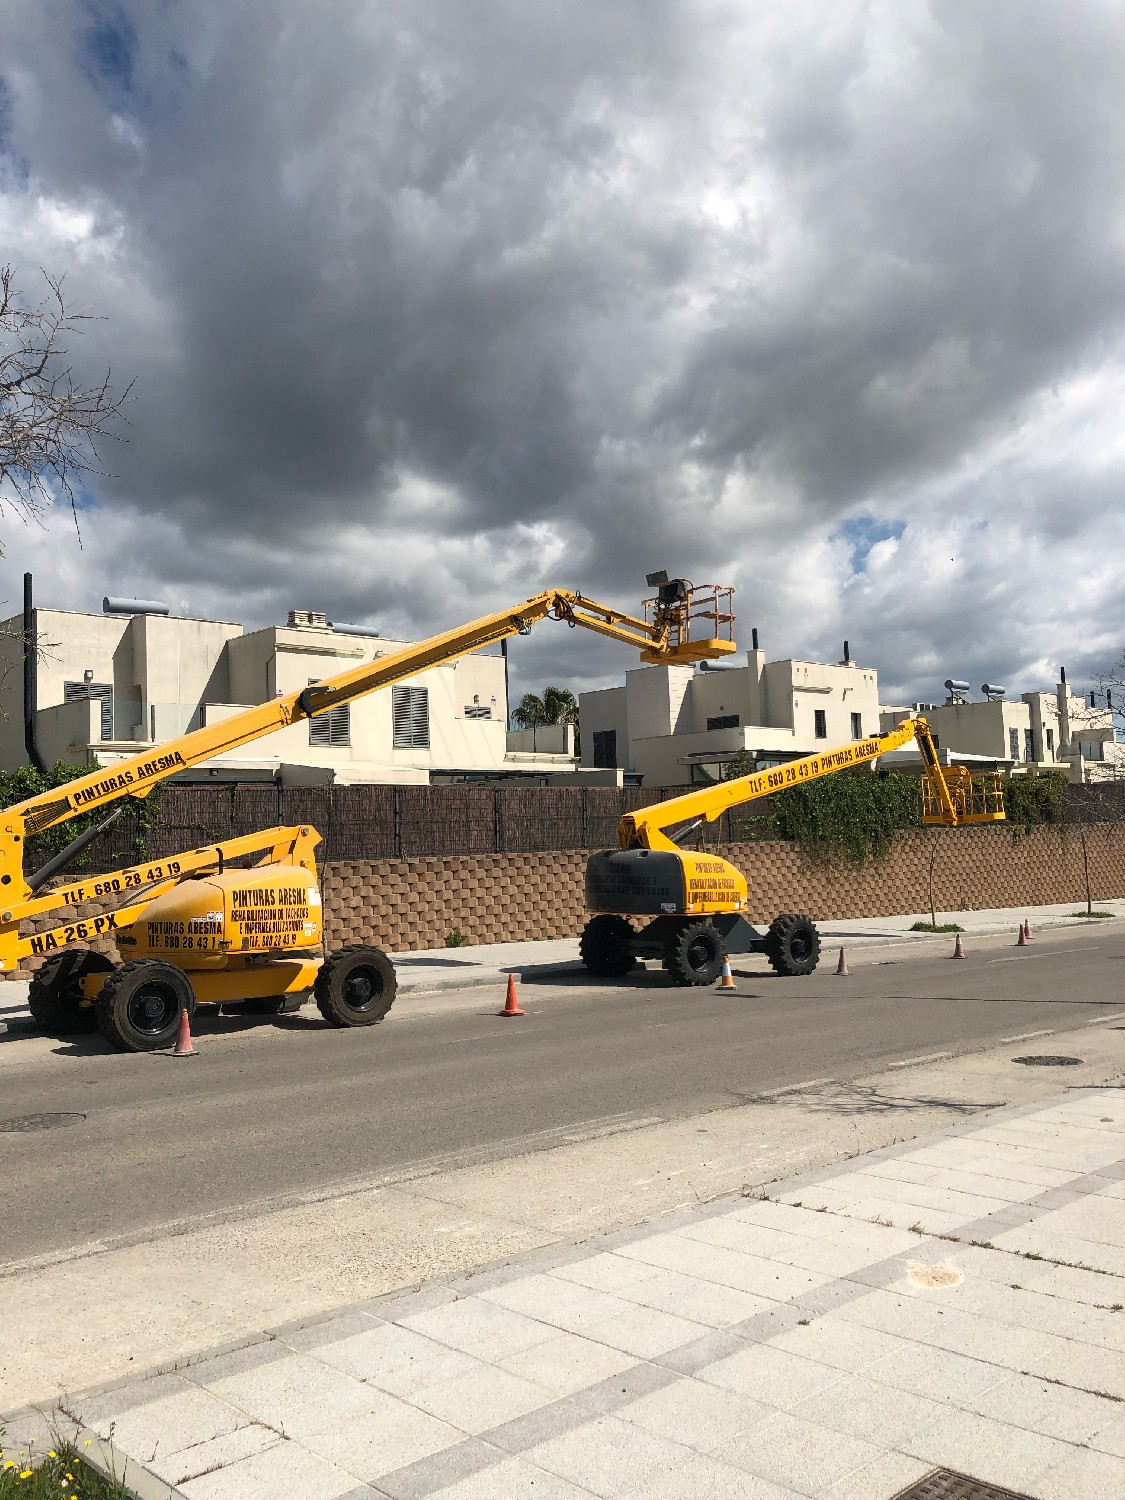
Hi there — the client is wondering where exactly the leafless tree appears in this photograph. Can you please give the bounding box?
[0,265,132,539]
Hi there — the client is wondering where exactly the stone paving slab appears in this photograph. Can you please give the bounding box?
[7,1084,1124,1498]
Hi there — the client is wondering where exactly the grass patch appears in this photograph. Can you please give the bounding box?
[909,921,964,933]
[1068,910,1115,919]
[0,1436,129,1499]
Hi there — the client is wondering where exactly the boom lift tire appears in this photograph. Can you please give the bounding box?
[663,920,724,987]
[764,913,820,977]
[96,959,196,1052]
[579,915,637,977]
[27,949,113,1035]
[315,945,396,1028]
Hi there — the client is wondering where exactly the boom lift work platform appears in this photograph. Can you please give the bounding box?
[7,580,734,1051]
[580,716,1006,986]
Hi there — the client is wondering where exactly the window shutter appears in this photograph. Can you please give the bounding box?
[65,681,113,739]
[308,681,350,746]
[392,685,429,748]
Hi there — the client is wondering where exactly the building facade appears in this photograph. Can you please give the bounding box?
[0,603,584,784]
[579,646,881,786]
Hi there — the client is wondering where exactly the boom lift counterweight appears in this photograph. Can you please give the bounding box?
[581,716,1005,986]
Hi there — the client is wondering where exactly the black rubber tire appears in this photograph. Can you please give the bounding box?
[27,949,114,1035]
[663,920,724,987]
[764,913,821,976]
[579,915,637,977]
[95,960,196,1052]
[315,946,396,1028]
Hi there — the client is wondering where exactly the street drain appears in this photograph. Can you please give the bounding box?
[891,1469,1035,1499]
[0,1112,85,1133]
[1011,1054,1082,1067]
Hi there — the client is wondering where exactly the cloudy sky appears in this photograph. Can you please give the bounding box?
[1,0,1124,710]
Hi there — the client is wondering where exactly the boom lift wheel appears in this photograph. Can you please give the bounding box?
[663,920,724,987]
[27,949,114,1036]
[764,913,820,976]
[96,959,197,1052]
[315,945,396,1027]
[579,914,637,977]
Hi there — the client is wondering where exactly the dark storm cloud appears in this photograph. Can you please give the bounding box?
[1,0,1124,707]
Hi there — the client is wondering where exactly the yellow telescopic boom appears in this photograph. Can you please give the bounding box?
[0,581,736,900]
[618,716,1005,853]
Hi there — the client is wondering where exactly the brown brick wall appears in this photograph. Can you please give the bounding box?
[321,823,1125,951]
[12,824,1124,975]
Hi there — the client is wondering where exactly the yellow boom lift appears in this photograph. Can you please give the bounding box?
[4,579,734,1051]
[580,716,1005,985]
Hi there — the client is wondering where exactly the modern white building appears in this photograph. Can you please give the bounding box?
[0,599,586,784]
[879,678,1125,783]
[579,640,881,786]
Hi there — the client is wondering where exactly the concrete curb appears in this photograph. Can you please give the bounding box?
[0,1411,185,1500]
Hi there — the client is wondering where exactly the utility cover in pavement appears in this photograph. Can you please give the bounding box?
[0,1112,85,1132]
[891,1469,1036,1499]
[1011,1054,1082,1066]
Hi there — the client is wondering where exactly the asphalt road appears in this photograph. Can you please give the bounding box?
[2,925,1123,1266]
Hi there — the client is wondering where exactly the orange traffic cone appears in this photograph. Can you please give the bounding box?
[1023,919,1033,939]
[1017,923,1027,946]
[172,1004,196,1056]
[835,946,849,975]
[952,933,966,959]
[499,973,525,1017]
[718,954,736,988]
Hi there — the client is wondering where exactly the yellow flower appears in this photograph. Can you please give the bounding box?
[49,1449,57,1457]
[66,1474,74,1481]
[5,1459,15,1468]
[20,1469,32,1478]
[84,1439,91,1445]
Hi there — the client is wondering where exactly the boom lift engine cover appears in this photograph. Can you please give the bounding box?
[6,579,734,1050]
[581,718,1005,986]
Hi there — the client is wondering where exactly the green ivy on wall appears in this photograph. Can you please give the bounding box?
[1,760,163,875]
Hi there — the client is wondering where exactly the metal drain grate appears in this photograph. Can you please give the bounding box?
[892,1468,1037,1500]
[0,1112,85,1133]
[1011,1054,1082,1067]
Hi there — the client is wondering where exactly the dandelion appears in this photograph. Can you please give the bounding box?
[49,1449,57,1457]
[20,1469,32,1478]
[84,1439,91,1446]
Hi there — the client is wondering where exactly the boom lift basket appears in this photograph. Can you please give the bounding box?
[640,582,736,664]
[921,766,1006,825]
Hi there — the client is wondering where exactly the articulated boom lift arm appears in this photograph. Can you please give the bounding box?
[618,716,1004,853]
[1,583,736,902]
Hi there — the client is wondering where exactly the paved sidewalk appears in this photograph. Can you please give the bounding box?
[2,898,1120,1034]
[10,1084,1123,1499]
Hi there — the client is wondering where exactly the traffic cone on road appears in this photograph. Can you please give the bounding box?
[835,947,849,975]
[1023,918,1033,939]
[499,973,525,1017]
[718,955,736,988]
[1017,923,1028,946]
[172,1004,196,1056]
[952,933,966,959]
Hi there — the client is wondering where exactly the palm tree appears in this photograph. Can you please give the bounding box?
[512,685,579,751]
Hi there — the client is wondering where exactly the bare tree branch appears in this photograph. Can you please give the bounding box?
[0,265,133,544]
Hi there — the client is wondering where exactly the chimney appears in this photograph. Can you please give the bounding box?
[843,639,851,665]
[751,627,759,651]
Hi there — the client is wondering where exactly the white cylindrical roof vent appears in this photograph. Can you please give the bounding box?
[333,622,381,638]
[944,679,970,693]
[103,597,171,616]
[981,683,1006,699]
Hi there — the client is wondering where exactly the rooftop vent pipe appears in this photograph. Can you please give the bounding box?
[103,597,170,616]
[332,622,381,638]
[751,627,759,651]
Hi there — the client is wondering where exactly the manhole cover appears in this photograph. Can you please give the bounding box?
[1011,1055,1082,1067]
[0,1112,86,1133]
[892,1468,1036,1499]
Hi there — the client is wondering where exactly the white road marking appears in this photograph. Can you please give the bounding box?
[1001,1029,1055,1043]
[1086,1011,1125,1025]
[888,1051,953,1069]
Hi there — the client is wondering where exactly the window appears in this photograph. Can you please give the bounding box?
[308,680,351,746]
[706,714,739,731]
[1046,727,1054,758]
[814,709,827,739]
[463,704,491,720]
[850,712,863,740]
[64,681,112,740]
[392,685,429,748]
[1024,727,1034,762]
[1080,739,1104,761]
[1009,727,1020,762]
[592,729,617,768]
